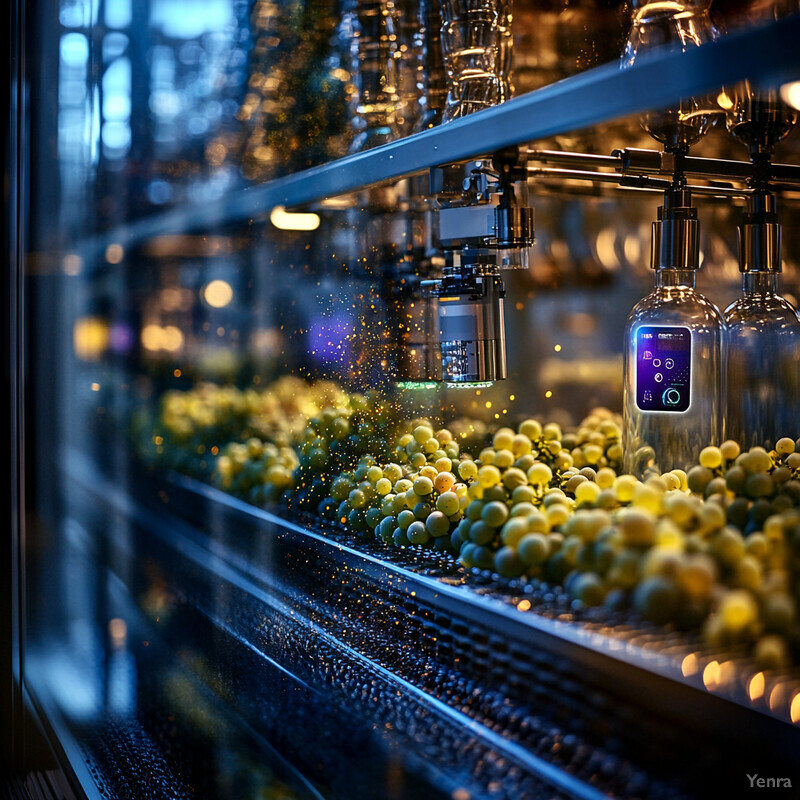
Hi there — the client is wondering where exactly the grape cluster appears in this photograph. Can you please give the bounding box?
[213,436,300,504]
[317,422,472,550]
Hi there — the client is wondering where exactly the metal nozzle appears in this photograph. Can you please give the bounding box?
[650,187,701,270]
[739,192,782,273]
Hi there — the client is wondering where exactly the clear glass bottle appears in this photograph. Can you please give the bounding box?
[623,190,725,475]
[724,194,800,449]
[441,0,510,121]
[622,0,719,151]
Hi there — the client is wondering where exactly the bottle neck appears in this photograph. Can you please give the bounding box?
[742,272,778,295]
[655,268,696,289]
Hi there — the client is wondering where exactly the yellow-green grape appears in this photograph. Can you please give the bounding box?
[718,589,758,635]
[512,434,533,456]
[493,427,515,451]
[413,476,434,496]
[542,423,561,441]
[526,512,550,534]
[699,446,723,470]
[479,447,497,465]
[477,465,502,488]
[425,511,451,537]
[375,478,392,496]
[582,444,604,466]
[419,465,438,481]
[776,437,795,456]
[712,526,746,566]
[574,481,601,506]
[511,485,535,505]
[458,459,478,482]
[545,503,570,529]
[397,509,415,530]
[467,483,484,500]
[527,463,553,487]
[366,465,383,484]
[786,452,800,471]
[410,452,427,470]
[741,447,773,475]
[745,532,768,559]
[518,419,542,440]
[384,463,403,482]
[618,508,656,547]
[596,467,616,489]
[719,439,740,462]
[423,437,439,454]
[735,554,763,591]
[660,472,681,492]
[434,457,453,473]
[614,474,638,504]
[502,467,528,491]
[500,517,529,547]
[436,491,460,517]
[413,425,433,445]
[632,483,663,515]
[518,532,549,566]
[670,469,688,491]
[662,492,697,529]
[494,449,515,470]
[510,502,537,518]
[677,554,716,600]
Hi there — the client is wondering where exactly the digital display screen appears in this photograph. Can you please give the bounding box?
[636,326,691,412]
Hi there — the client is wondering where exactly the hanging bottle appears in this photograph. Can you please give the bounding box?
[623,187,725,475]
[622,0,720,151]
[440,0,512,121]
[724,193,800,449]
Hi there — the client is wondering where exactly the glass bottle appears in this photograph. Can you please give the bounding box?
[724,192,800,449]
[346,0,401,152]
[623,189,725,475]
[441,0,511,121]
[622,0,719,151]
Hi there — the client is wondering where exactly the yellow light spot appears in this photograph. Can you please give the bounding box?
[509,394,515,401]
[203,279,234,308]
[269,205,320,231]
[105,243,124,264]
[703,660,720,691]
[173,368,181,377]
[485,401,492,409]
[770,683,789,712]
[91,382,100,392]
[73,316,109,360]
[791,692,800,724]
[545,390,552,398]
[517,599,531,611]
[554,344,562,352]
[748,672,765,701]
[780,80,800,111]
[681,653,698,677]
[716,90,733,110]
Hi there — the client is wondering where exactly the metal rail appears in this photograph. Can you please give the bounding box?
[72,16,800,260]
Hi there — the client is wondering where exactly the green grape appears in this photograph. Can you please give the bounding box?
[687,466,714,495]
[719,439,741,462]
[494,546,526,577]
[469,521,495,545]
[518,419,542,440]
[397,509,415,530]
[571,572,605,607]
[518,533,549,566]
[407,520,430,544]
[776,437,795,456]
[633,576,680,625]
[482,501,510,528]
